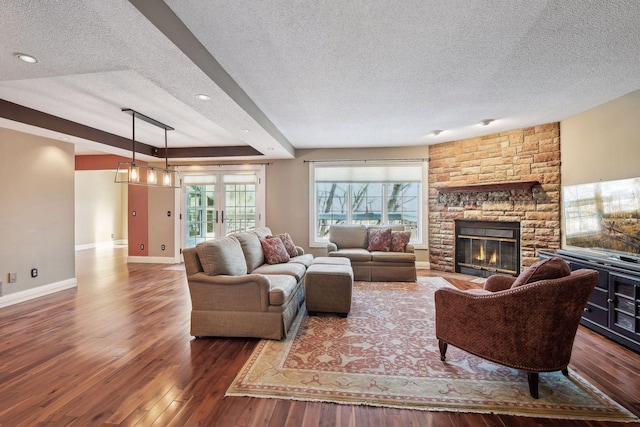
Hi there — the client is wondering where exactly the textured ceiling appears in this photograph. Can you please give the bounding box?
[1,0,639,160]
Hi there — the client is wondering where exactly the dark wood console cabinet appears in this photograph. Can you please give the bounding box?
[539,250,640,354]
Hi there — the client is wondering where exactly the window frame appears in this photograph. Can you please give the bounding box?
[308,161,428,248]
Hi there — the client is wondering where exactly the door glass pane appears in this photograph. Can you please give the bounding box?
[186,184,216,247]
[224,174,257,235]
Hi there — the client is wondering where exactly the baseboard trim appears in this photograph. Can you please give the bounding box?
[0,278,77,308]
[416,261,431,269]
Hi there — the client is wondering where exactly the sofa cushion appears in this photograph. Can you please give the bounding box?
[368,227,391,251]
[371,251,416,263]
[511,256,571,288]
[234,231,265,272]
[329,224,368,249]
[390,231,411,252]
[260,237,290,264]
[266,274,299,306]
[253,262,307,282]
[196,236,247,276]
[277,232,298,258]
[288,253,314,268]
[253,227,272,240]
[328,248,372,262]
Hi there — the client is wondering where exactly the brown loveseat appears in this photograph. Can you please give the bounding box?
[434,257,598,398]
[183,227,312,340]
[326,224,416,281]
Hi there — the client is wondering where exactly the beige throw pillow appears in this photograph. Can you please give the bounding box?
[196,236,248,276]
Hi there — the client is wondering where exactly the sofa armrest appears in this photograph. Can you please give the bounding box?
[295,245,305,256]
[187,273,271,312]
[434,287,536,356]
[483,274,516,292]
[327,242,338,253]
[405,243,415,253]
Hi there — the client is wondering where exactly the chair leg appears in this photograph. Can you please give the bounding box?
[527,372,539,399]
[561,367,569,377]
[438,340,448,361]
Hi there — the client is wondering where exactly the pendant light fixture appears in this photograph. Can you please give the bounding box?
[115,108,181,188]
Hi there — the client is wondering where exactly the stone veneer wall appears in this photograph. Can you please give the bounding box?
[428,123,561,273]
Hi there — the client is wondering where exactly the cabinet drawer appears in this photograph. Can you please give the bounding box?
[567,261,609,290]
[582,304,607,326]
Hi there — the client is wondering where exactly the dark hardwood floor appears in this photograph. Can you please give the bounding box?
[0,247,638,426]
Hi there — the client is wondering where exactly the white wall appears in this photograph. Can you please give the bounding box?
[75,170,126,248]
[0,128,75,297]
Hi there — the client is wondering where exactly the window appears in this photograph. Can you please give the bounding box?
[311,162,425,246]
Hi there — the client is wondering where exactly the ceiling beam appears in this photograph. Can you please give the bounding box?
[163,146,262,158]
[128,0,296,158]
[0,99,262,159]
[0,98,155,156]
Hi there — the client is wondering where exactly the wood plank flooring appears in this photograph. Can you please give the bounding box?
[0,247,638,426]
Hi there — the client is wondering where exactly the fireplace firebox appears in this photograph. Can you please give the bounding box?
[455,220,520,278]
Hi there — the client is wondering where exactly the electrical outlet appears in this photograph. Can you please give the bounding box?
[31,268,38,278]
[8,272,17,283]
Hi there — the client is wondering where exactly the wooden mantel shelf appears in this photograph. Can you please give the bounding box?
[436,180,540,194]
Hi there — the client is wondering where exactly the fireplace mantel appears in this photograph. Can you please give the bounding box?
[436,180,540,194]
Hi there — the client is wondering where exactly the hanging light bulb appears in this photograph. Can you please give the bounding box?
[163,171,172,186]
[148,169,157,184]
[130,165,139,183]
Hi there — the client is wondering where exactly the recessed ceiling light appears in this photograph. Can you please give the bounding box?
[195,94,211,101]
[266,147,275,151]
[480,119,495,126]
[61,137,70,141]
[430,130,443,136]
[241,129,252,133]
[15,53,38,63]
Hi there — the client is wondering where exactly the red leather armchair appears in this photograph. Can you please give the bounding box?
[435,265,598,398]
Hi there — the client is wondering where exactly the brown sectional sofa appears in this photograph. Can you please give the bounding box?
[326,224,417,281]
[183,227,312,340]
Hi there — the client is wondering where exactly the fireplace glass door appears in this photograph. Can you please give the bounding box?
[455,220,520,278]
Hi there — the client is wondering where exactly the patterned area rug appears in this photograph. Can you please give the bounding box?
[226,278,638,422]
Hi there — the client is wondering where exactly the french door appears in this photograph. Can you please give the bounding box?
[181,166,265,249]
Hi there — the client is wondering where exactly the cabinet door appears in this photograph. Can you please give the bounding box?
[566,260,610,327]
[609,272,640,341]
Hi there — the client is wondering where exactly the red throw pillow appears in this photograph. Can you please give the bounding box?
[277,232,298,258]
[390,231,411,252]
[260,237,290,264]
[511,257,571,288]
[368,227,391,252]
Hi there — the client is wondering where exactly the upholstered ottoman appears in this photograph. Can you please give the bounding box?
[311,256,351,266]
[305,258,354,317]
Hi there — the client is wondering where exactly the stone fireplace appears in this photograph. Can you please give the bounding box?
[428,124,562,274]
[455,219,520,278]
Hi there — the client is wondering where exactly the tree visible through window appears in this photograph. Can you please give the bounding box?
[312,163,423,243]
